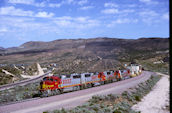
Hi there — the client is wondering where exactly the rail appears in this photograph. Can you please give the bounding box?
[0,71,52,91]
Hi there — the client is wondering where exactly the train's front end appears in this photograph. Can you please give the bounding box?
[40,76,62,96]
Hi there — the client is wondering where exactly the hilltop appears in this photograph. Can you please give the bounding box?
[0,37,169,75]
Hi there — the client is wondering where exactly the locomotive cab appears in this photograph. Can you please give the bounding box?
[40,76,61,91]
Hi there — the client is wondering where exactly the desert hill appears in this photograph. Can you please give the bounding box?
[0,37,169,74]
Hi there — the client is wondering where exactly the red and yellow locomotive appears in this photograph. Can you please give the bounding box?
[39,68,132,97]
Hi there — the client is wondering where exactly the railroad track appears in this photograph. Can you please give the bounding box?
[0,71,52,91]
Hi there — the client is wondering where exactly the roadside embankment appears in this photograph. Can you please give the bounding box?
[132,74,169,113]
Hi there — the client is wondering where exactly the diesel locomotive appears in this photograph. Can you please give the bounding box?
[40,65,142,97]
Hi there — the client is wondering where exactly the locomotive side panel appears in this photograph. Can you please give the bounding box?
[71,74,81,86]
[60,75,72,88]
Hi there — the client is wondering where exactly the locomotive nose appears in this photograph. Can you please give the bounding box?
[40,81,46,90]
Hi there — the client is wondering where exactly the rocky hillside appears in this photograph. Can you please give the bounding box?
[0,37,169,74]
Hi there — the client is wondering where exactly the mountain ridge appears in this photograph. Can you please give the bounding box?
[0,37,169,74]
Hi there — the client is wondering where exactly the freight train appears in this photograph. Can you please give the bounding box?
[39,64,142,97]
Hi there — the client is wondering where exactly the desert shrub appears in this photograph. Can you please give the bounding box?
[43,111,49,113]
[121,91,135,102]
[1,66,22,75]
[103,107,112,113]
[113,101,137,113]
[91,104,101,112]
[89,95,104,103]
[106,94,119,101]
[25,63,38,75]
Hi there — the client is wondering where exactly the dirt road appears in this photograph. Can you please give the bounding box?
[0,71,154,113]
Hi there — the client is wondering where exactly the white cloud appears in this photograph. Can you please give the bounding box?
[0,16,40,31]
[62,0,75,4]
[101,8,135,14]
[49,3,61,8]
[79,6,93,10]
[0,6,54,18]
[8,0,34,5]
[76,17,89,22]
[53,16,99,28]
[104,3,118,7]
[34,2,46,7]
[139,10,158,17]
[35,12,54,18]
[107,18,138,27]
[0,28,8,32]
[61,0,88,6]
[162,13,169,20]
[8,0,46,7]
[122,9,135,13]
[139,0,159,5]
[56,16,73,20]
[101,8,119,14]
[139,10,160,25]
[0,6,33,17]
[78,0,88,5]
[139,0,151,2]
[114,18,138,24]
[8,0,89,8]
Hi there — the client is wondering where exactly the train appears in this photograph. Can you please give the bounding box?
[39,64,142,97]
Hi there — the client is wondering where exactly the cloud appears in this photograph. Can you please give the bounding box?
[53,16,99,28]
[8,0,34,5]
[61,0,75,5]
[8,0,46,7]
[8,0,90,8]
[162,13,169,20]
[0,28,8,32]
[35,12,54,18]
[0,6,33,17]
[139,0,151,2]
[139,10,158,17]
[0,17,39,29]
[114,18,138,24]
[79,6,93,10]
[0,16,100,40]
[139,0,159,5]
[101,8,135,14]
[107,18,138,27]
[78,0,88,5]
[139,10,160,25]
[49,3,61,8]
[104,2,118,7]
[101,8,119,14]
[0,6,54,18]
[122,9,135,13]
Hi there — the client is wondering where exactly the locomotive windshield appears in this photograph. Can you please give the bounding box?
[66,75,71,78]
[43,77,53,81]
[85,74,90,77]
[43,77,48,81]
[107,72,111,75]
[73,74,81,79]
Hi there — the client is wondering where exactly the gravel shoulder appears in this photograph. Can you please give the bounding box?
[132,73,169,113]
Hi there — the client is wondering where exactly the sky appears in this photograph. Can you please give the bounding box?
[0,0,169,48]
